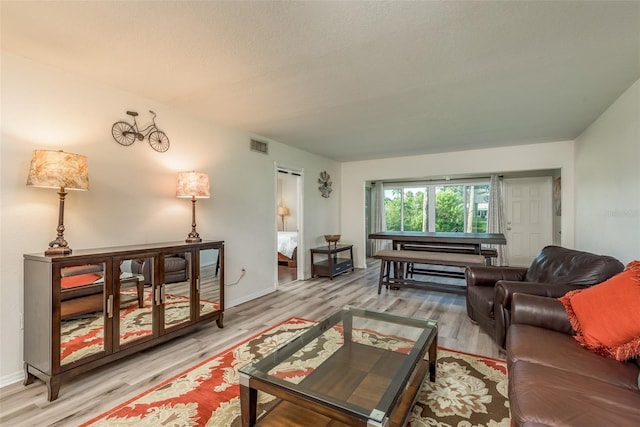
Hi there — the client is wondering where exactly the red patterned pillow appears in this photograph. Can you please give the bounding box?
[559,261,640,361]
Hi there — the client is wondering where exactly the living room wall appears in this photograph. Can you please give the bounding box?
[340,141,576,268]
[575,78,640,264]
[0,53,340,384]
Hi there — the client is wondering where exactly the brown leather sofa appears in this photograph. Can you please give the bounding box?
[466,246,624,348]
[507,293,640,426]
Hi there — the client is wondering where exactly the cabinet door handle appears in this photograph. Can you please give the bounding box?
[196,277,200,292]
[160,284,165,304]
[155,287,161,305]
[107,295,114,318]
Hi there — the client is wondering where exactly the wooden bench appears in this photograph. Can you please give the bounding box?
[374,249,485,295]
[400,244,498,265]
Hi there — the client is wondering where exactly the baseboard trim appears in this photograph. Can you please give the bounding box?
[0,370,23,388]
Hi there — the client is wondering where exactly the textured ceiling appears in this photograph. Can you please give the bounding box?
[2,1,639,161]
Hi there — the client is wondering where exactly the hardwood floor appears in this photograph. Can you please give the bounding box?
[278,264,297,285]
[0,260,501,426]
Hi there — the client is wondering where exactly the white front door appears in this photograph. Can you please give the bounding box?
[504,177,553,266]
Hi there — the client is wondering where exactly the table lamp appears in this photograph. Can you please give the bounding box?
[278,206,289,231]
[176,171,210,243]
[26,149,89,255]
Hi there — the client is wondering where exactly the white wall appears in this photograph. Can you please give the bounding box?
[575,78,640,264]
[341,141,576,268]
[0,53,340,384]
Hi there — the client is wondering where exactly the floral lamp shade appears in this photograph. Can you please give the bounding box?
[176,171,210,199]
[26,150,89,191]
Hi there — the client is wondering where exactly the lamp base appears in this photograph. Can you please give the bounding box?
[185,236,202,243]
[45,246,72,256]
[45,190,73,256]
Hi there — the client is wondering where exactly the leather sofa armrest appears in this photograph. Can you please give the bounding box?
[465,265,528,287]
[511,293,574,335]
[495,281,584,310]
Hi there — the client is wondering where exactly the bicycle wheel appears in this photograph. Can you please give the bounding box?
[148,131,170,152]
[112,121,136,146]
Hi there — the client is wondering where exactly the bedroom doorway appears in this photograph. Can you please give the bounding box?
[276,165,303,286]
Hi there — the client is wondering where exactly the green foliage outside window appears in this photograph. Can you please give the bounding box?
[384,189,402,231]
[403,190,425,231]
[435,187,464,232]
[383,183,489,233]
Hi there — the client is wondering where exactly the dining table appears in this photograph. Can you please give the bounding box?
[368,231,506,254]
[368,231,507,294]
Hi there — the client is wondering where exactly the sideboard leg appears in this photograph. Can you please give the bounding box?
[47,376,61,402]
[23,363,36,386]
[216,313,224,328]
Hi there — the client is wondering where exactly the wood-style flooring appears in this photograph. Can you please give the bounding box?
[278,264,297,285]
[0,260,501,427]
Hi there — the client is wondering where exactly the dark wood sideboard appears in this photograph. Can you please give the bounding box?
[23,240,224,401]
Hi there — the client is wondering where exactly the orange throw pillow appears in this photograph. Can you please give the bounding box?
[61,273,102,289]
[559,261,640,361]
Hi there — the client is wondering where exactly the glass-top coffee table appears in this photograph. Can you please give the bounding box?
[239,306,438,426]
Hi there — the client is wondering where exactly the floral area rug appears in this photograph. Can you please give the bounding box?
[81,318,509,426]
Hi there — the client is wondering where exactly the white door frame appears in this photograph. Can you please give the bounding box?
[275,163,304,287]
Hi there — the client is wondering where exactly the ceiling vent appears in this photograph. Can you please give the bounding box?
[249,139,268,155]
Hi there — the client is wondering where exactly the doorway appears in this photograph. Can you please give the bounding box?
[276,166,303,286]
[504,177,553,266]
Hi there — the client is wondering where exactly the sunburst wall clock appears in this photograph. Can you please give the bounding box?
[318,171,332,198]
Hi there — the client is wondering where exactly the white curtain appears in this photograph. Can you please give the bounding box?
[488,175,508,266]
[372,181,388,253]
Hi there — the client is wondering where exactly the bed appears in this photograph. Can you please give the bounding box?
[277,231,298,267]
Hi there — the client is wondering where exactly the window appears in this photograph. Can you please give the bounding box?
[383,188,402,231]
[435,185,464,231]
[465,185,489,233]
[383,181,489,233]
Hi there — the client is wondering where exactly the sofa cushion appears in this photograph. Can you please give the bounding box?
[559,261,640,361]
[507,324,640,390]
[525,245,624,286]
[509,361,640,427]
[164,256,187,272]
[61,264,103,277]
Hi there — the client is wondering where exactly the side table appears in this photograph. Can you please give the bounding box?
[310,244,354,279]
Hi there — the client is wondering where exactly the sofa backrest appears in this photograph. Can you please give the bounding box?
[525,246,624,287]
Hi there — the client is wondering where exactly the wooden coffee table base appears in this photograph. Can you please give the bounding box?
[240,339,437,427]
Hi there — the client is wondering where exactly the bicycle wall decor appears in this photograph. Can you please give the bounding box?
[111,110,170,152]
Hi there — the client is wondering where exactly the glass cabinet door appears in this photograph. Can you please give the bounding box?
[162,251,192,329]
[198,248,221,317]
[58,261,107,366]
[114,255,156,349]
